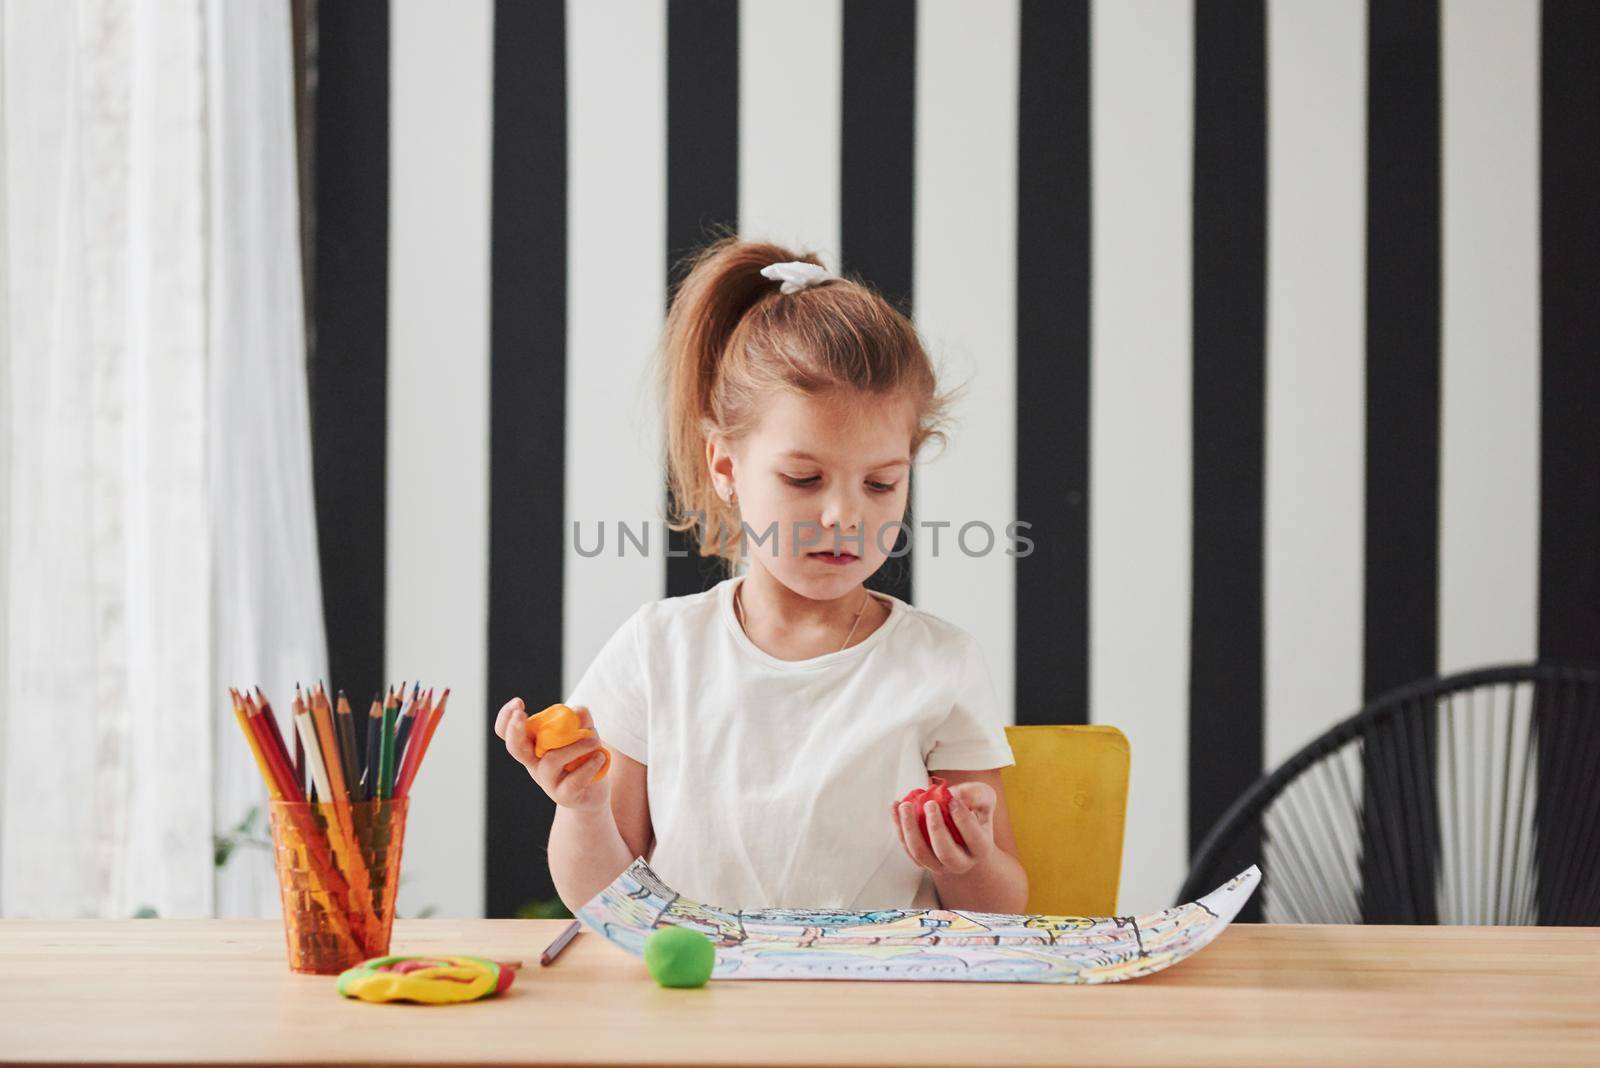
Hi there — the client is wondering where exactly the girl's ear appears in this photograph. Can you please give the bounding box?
[706,432,737,498]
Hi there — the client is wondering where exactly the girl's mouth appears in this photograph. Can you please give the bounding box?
[807,550,858,566]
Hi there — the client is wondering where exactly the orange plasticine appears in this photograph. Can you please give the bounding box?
[525,703,612,783]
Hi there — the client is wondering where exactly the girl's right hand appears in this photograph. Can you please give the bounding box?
[494,697,611,812]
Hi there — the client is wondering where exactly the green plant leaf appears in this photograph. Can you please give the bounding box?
[515,897,573,920]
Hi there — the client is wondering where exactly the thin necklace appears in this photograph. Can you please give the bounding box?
[735,579,873,653]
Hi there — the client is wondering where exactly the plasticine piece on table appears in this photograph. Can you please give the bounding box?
[898,776,967,849]
[336,955,516,1004]
[524,703,611,783]
[644,926,716,989]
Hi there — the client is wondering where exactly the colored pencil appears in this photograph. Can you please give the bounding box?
[230,690,282,801]
[251,688,297,795]
[317,684,344,796]
[393,688,435,798]
[377,687,399,800]
[282,683,305,794]
[540,920,581,966]
[310,683,383,944]
[394,683,422,767]
[395,688,445,799]
[239,689,287,797]
[309,684,351,803]
[393,687,426,781]
[361,695,380,794]
[392,681,409,773]
[296,684,318,801]
[243,690,303,802]
[293,689,335,803]
[314,684,369,913]
[335,690,363,802]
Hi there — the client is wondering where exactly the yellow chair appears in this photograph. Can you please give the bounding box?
[999,724,1130,916]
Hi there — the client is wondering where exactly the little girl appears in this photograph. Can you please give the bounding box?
[493,236,1027,914]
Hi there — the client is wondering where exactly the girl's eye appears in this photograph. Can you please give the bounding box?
[781,475,899,493]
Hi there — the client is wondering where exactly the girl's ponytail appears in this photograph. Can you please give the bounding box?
[659,233,827,562]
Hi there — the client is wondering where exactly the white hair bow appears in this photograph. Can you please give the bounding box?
[760,260,833,294]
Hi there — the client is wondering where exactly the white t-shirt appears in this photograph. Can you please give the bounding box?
[564,572,1015,912]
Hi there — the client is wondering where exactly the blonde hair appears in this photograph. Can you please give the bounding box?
[657,228,962,567]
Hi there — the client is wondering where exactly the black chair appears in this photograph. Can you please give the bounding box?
[1181,663,1600,924]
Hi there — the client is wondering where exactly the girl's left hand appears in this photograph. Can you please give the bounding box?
[889,780,997,875]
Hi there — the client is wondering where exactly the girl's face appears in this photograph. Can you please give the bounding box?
[711,390,915,602]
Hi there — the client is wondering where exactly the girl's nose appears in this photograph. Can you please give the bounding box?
[819,493,864,544]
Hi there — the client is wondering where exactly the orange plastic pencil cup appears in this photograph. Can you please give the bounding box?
[267,797,408,974]
[232,685,420,974]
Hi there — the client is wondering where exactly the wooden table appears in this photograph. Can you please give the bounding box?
[2,919,1596,1066]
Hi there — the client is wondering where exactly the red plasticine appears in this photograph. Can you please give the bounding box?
[899,776,967,849]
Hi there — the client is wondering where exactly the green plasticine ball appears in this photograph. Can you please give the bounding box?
[644,925,716,988]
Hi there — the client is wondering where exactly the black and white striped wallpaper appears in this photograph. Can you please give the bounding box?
[305,0,1600,919]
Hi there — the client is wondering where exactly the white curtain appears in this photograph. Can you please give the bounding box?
[1,0,325,919]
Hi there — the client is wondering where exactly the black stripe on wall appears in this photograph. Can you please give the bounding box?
[485,0,567,919]
[309,0,389,713]
[1538,2,1600,666]
[842,0,918,606]
[1015,0,1089,725]
[1361,0,1441,925]
[666,0,740,598]
[1535,0,1600,925]
[1188,0,1265,920]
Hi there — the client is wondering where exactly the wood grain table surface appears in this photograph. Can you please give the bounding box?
[2,919,1596,1066]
